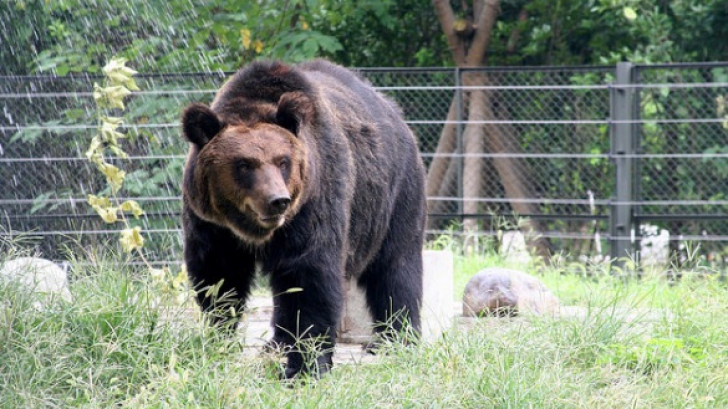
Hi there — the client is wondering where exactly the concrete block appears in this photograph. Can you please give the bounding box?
[420,250,454,341]
[338,277,374,344]
[338,250,454,343]
[501,231,532,264]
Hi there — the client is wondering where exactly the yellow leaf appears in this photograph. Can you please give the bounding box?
[87,194,111,208]
[103,58,137,77]
[106,85,132,109]
[88,199,119,223]
[99,207,119,223]
[92,82,104,102]
[623,7,637,21]
[103,58,139,90]
[94,84,131,109]
[240,28,251,49]
[98,162,126,193]
[120,200,144,218]
[120,226,144,253]
[100,124,125,145]
[253,40,264,54]
[101,116,124,129]
[85,136,103,163]
[124,78,140,92]
[87,194,118,223]
[283,287,303,294]
[87,152,103,165]
[301,20,309,30]
[172,271,187,289]
[109,146,129,159]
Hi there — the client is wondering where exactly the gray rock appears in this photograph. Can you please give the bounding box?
[462,268,558,317]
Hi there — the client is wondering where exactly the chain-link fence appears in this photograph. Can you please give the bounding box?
[1,63,727,269]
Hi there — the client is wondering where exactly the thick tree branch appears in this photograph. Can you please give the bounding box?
[432,0,466,65]
[465,0,501,66]
[429,0,551,260]
[507,7,528,54]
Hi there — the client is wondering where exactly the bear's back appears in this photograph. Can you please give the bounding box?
[298,60,402,128]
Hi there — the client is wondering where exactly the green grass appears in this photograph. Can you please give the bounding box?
[2,248,727,408]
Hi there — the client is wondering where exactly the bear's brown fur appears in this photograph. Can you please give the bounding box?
[181,60,426,378]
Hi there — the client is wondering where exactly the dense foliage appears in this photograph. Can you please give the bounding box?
[2,0,728,75]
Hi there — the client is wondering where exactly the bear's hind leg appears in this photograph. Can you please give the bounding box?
[360,243,424,346]
[360,170,426,347]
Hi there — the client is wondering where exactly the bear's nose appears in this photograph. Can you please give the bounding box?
[269,196,291,214]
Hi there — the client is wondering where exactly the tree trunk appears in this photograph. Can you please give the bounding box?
[460,72,488,250]
[426,96,460,225]
[489,91,552,260]
[430,0,552,260]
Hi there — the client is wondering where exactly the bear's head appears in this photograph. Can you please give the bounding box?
[181,92,313,244]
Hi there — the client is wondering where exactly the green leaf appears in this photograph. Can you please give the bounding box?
[56,64,70,76]
[283,287,303,294]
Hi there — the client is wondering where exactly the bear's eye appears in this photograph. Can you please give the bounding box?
[237,160,253,172]
[278,158,290,170]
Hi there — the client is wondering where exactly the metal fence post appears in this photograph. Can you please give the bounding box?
[610,62,638,270]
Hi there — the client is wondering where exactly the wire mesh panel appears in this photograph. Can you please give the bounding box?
[423,66,615,258]
[0,73,224,262]
[634,64,728,266]
[1,63,728,268]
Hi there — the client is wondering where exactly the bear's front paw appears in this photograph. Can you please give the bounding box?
[283,354,333,380]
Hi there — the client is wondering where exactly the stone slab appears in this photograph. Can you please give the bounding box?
[338,250,454,343]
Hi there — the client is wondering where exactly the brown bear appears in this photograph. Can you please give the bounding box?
[181,59,426,378]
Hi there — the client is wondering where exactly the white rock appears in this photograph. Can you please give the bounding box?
[639,224,670,266]
[0,257,73,302]
[462,267,558,317]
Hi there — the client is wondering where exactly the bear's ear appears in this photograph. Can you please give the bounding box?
[276,91,314,136]
[182,103,224,148]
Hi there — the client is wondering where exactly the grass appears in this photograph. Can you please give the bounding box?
[1,246,727,408]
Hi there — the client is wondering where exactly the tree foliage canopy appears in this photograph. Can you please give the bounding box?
[2,0,727,75]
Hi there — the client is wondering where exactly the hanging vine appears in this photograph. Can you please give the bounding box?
[86,58,148,260]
